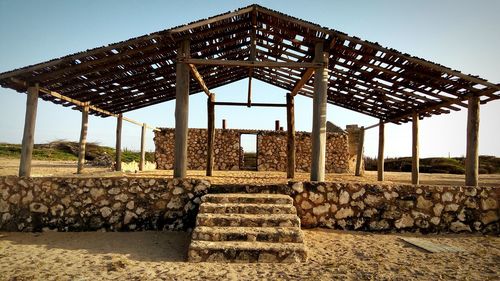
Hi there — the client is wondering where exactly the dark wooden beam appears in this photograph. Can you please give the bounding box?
[465,96,480,186]
[291,68,314,96]
[213,102,287,107]
[412,112,420,185]
[206,93,216,176]
[115,114,123,172]
[377,120,385,181]
[286,93,296,179]
[180,58,323,68]
[139,123,146,171]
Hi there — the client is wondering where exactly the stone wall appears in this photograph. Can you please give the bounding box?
[154,128,240,170]
[290,182,499,233]
[155,128,352,173]
[258,131,350,173]
[0,176,209,232]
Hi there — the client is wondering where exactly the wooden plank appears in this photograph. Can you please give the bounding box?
[115,114,123,172]
[77,103,90,174]
[139,123,146,171]
[19,84,39,177]
[206,94,215,176]
[174,40,190,178]
[180,58,323,68]
[291,68,314,96]
[213,102,287,107]
[465,96,480,186]
[412,112,420,185]
[310,42,329,182]
[188,63,211,97]
[286,93,296,179]
[399,237,465,253]
[377,120,385,181]
[355,126,365,176]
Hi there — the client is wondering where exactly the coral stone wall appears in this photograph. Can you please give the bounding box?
[0,176,209,231]
[154,128,240,170]
[258,132,350,173]
[290,182,499,233]
[155,128,351,173]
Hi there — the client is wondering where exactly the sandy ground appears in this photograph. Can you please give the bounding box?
[0,230,498,281]
[1,158,499,187]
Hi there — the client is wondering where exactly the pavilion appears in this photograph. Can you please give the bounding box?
[0,4,498,186]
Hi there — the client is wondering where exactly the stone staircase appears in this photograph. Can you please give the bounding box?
[188,193,307,263]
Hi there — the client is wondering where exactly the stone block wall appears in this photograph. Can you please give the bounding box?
[290,182,499,233]
[258,131,350,173]
[0,176,210,232]
[154,128,240,170]
[155,128,352,173]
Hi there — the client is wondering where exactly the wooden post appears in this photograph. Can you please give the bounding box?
[115,114,123,171]
[412,112,420,185]
[465,96,480,187]
[286,93,296,179]
[77,103,89,174]
[174,39,190,178]
[139,123,146,171]
[310,42,329,182]
[206,93,216,176]
[355,126,365,176]
[19,84,39,177]
[275,120,280,131]
[377,120,385,181]
[222,119,227,129]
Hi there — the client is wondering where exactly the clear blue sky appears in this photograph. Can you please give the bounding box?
[0,0,499,157]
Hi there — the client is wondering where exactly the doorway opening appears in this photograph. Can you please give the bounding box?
[240,134,257,171]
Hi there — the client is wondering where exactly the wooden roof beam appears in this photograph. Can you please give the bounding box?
[291,68,315,96]
[179,58,322,68]
[188,64,211,97]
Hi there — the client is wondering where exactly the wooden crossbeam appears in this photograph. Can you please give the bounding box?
[291,68,314,96]
[214,102,287,107]
[180,58,323,68]
[188,63,211,96]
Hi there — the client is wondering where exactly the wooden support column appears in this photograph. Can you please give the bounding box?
[275,120,280,131]
[247,8,257,107]
[412,112,420,185]
[115,114,123,171]
[77,103,90,174]
[19,84,39,177]
[222,119,227,129]
[206,93,216,176]
[310,42,329,182]
[355,126,365,176]
[174,39,190,178]
[377,120,385,181]
[286,93,296,179]
[139,123,146,171]
[465,96,480,187]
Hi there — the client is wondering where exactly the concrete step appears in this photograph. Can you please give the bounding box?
[199,202,297,215]
[202,193,293,205]
[192,226,304,243]
[196,213,300,227]
[188,240,307,263]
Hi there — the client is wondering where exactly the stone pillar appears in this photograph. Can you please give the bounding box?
[465,96,480,187]
[412,112,420,185]
[115,114,122,172]
[377,120,385,181]
[310,42,329,182]
[19,84,39,177]
[77,103,90,174]
[286,93,296,179]
[174,39,190,178]
[139,123,146,171]
[355,126,365,176]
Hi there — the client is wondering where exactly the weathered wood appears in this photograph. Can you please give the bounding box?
[286,93,296,179]
[174,40,190,178]
[247,10,257,107]
[180,58,323,68]
[222,119,227,129]
[169,6,254,33]
[355,126,365,176]
[206,94,216,176]
[77,103,90,174]
[19,85,39,177]
[213,102,287,107]
[115,114,123,171]
[275,120,280,131]
[412,112,420,185]
[139,123,146,171]
[399,237,465,253]
[188,63,210,97]
[465,96,480,187]
[291,68,315,96]
[310,42,329,182]
[377,120,385,181]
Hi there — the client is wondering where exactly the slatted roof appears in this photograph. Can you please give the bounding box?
[0,4,499,123]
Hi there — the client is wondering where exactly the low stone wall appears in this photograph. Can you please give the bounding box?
[290,182,499,233]
[0,176,209,232]
[1,176,497,234]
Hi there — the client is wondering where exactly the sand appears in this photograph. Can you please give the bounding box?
[0,230,498,280]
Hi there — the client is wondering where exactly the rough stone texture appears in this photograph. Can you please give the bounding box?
[154,128,353,173]
[346,125,364,174]
[0,176,209,232]
[291,182,499,234]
